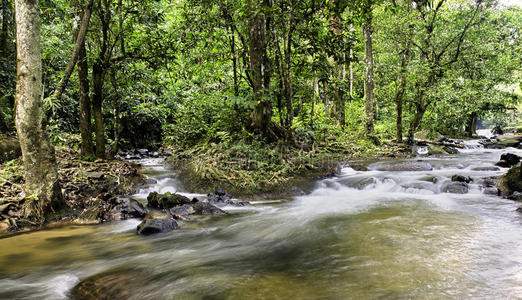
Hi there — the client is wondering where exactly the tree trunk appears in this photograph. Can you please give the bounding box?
[52,0,93,100]
[1,0,9,52]
[14,0,62,211]
[109,69,120,157]
[465,112,478,137]
[394,48,409,143]
[363,6,374,135]
[74,0,94,157]
[408,104,426,144]
[92,61,105,158]
[248,0,272,135]
[78,42,94,157]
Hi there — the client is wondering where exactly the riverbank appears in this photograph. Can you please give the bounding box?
[0,147,145,236]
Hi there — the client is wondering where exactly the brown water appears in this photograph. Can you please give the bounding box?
[0,140,521,299]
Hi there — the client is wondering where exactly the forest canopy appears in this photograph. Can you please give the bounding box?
[0,0,520,152]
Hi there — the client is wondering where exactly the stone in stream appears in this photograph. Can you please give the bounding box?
[472,166,501,172]
[496,153,520,168]
[516,206,522,213]
[507,192,522,202]
[442,181,469,194]
[451,175,473,183]
[170,202,226,217]
[147,191,192,209]
[71,268,152,299]
[369,161,433,172]
[482,187,499,196]
[207,189,250,207]
[137,217,179,235]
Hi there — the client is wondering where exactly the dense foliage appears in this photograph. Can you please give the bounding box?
[1,0,521,152]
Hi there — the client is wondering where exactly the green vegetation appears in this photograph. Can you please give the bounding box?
[0,0,521,208]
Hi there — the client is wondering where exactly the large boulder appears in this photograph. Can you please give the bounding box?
[369,161,433,172]
[495,153,520,168]
[442,182,469,194]
[137,217,178,235]
[497,166,522,199]
[146,192,192,209]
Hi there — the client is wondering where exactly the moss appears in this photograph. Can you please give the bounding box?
[428,145,446,155]
[501,165,522,194]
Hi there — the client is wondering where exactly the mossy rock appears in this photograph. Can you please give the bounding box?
[428,145,446,155]
[498,166,522,197]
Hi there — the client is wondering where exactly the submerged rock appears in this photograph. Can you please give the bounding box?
[516,206,522,213]
[137,217,178,235]
[370,161,433,172]
[442,182,469,194]
[147,191,192,209]
[71,268,151,300]
[451,175,473,183]
[472,166,500,172]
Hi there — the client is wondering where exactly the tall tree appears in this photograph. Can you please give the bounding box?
[14,0,62,211]
[362,0,375,134]
[74,0,94,157]
[248,0,272,136]
[51,0,94,100]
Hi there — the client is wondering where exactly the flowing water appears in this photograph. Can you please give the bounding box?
[1,139,521,299]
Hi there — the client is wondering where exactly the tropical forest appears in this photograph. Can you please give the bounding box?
[0,0,521,298]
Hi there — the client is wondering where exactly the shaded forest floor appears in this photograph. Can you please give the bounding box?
[0,144,145,235]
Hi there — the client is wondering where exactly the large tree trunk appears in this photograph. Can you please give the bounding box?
[363,4,374,135]
[52,0,93,100]
[465,111,478,137]
[92,61,105,158]
[248,0,272,136]
[14,0,62,211]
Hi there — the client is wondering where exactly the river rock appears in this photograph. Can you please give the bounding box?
[137,217,178,235]
[120,198,148,219]
[443,146,459,154]
[207,189,250,207]
[170,202,226,217]
[147,192,192,209]
[442,182,469,194]
[451,175,472,183]
[482,187,499,196]
[207,189,232,204]
[507,192,522,201]
[369,161,433,172]
[71,268,151,300]
[516,206,522,213]
[499,153,520,167]
[137,149,149,156]
[472,166,500,172]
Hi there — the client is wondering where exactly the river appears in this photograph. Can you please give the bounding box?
[0,138,521,299]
